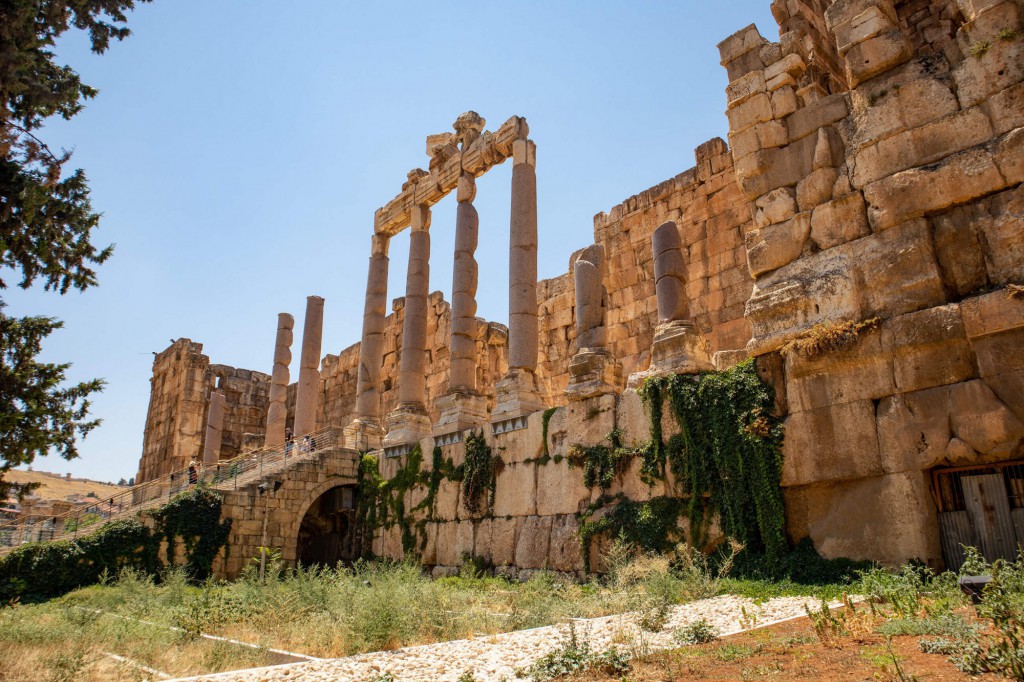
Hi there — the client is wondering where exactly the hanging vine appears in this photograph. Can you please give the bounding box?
[462,431,500,514]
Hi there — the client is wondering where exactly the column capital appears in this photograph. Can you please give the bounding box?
[410,204,431,232]
[457,174,476,203]
[513,139,536,167]
[371,233,390,257]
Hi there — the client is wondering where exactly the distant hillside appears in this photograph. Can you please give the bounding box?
[4,470,127,502]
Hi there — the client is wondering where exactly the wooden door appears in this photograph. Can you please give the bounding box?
[962,474,1018,563]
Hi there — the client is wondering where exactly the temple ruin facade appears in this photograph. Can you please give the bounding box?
[133,0,1024,579]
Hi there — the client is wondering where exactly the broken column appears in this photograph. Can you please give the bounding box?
[345,233,390,450]
[384,204,433,449]
[435,112,489,440]
[628,221,713,387]
[265,312,294,448]
[494,120,545,426]
[565,244,622,400]
[202,390,225,466]
[292,295,324,437]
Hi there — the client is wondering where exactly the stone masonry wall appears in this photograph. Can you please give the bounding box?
[136,340,270,483]
[720,0,1024,565]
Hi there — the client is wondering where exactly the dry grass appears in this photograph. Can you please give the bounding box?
[1007,284,1024,300]
[782,318,881,359]
[4,470,125,502]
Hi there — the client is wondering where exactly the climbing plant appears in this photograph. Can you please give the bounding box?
[149,484,232,581]
[462,431,499,515]
[576,360,787,566]
[0,484,230,602]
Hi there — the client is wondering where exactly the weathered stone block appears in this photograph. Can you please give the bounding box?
[877,387,954,474]
[856,221,946,319]
[781,400,883,486]
[727,92,775,133]
[787,472,942,566]
[881,304,977,393]
[864,147,1006,230]
[784,331,894,412]
[950,380,1024,456]
[492,463,536,518]
[726,70,767,106]
[796,167,838,211]
[455,520,475,561]
[536,459,590,516]
[514,515,552,569]
[489,517,518,567]
[547,394,616,455]
[962,289,1024,339]
[745,212,811,277]
[756,187,798,225]
[435,521,458,566]
[548,515,583,572]
[843,31,913,87]
[810,192,870,250]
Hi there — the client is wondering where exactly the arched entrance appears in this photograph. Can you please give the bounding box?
[295,485,358,567]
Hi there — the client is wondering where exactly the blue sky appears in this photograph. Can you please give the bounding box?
[7,1,777,483]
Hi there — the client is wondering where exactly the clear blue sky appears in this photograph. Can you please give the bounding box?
[7,1,777,483]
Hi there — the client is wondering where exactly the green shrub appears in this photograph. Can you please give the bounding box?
[673,618,718,644]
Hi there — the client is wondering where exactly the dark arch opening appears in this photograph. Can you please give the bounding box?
[296,485,358,567]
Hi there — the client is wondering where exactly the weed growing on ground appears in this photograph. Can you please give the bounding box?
[514,624,630,681]
[673,619,719,645]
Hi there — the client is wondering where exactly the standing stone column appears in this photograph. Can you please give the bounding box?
[293,295,324,436]
[346,234,390,450]
[202,390,226,466]
[493,125,545,427]
[627,221,713,387]
[384,205,433,451]
[265,312,294,448]
[448,173,480,393]
[565,244,621,401]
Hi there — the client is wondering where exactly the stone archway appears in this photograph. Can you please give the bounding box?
[283,480,358,568]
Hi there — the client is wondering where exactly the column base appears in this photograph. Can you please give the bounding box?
[433,390,488,445]
[491,369,546,431]
[564,348,622,402]
[343,418,385,452]
[383,404,433,457]
[627,321,715,388]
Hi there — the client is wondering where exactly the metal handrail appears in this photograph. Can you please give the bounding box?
[0,426,340,553]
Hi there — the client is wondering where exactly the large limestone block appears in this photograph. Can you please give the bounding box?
[877,387,955,474]
[987,83,1024,135]
[514,515,553,569]
[756,187,798,225]
[434,478,461,521]
[950,380,1024,456]
[616,389,651,446]
[864,147,1007,230]
[745,243,863,356]
[810,192,870,250]
[455,520,475,562]
[492,463,537,517]
[781,400,883,487]
[961,289,1024,339]
[536,459,591,516]
[435,522,459,566]
[546,394,616,455]
[489,517,518,567]
[843,30,913,87]
[954,4,1024,108]
[789,472,942,566]
[784,331,894,412]
[931,206,990,298]
[745,212,811,277]
[796,167,838,212]
[855,221,946,319]
[881,304,977,393]
[548,515,583,572]
[978,184,1024,286]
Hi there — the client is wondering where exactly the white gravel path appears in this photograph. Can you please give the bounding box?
[164,594,824,682]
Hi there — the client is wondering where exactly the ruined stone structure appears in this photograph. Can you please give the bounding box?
[139,0,1024,578]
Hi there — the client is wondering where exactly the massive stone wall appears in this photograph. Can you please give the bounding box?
[142,0,1024,574]
[136,340,270,483]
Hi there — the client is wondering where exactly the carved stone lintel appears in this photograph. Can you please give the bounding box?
[383,403,433,449]
[626,321,714,388]
[344,417,386,452]
[491,368,546,422]
[433,389,488,443]
[564,349,622,402]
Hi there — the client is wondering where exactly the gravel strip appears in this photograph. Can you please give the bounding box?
[164,594,824,682]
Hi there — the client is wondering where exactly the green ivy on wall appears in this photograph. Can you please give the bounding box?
[0,485,231,602]
[577,360,787,566]
[462,431,499,515]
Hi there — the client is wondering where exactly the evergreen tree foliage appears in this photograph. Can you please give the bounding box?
[0,0,150,498]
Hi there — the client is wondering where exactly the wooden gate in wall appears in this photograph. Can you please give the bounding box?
[933,461,1024,570]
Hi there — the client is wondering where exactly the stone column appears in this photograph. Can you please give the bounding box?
[627,221,713,387]
[265,312,294,448]
[565,244,621,401]
[493,127,545,427]
[202,390,225,466]
[293,295,324,436]
[345,234,390,450]
[434,173,488,440]
[384,205,433,451]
